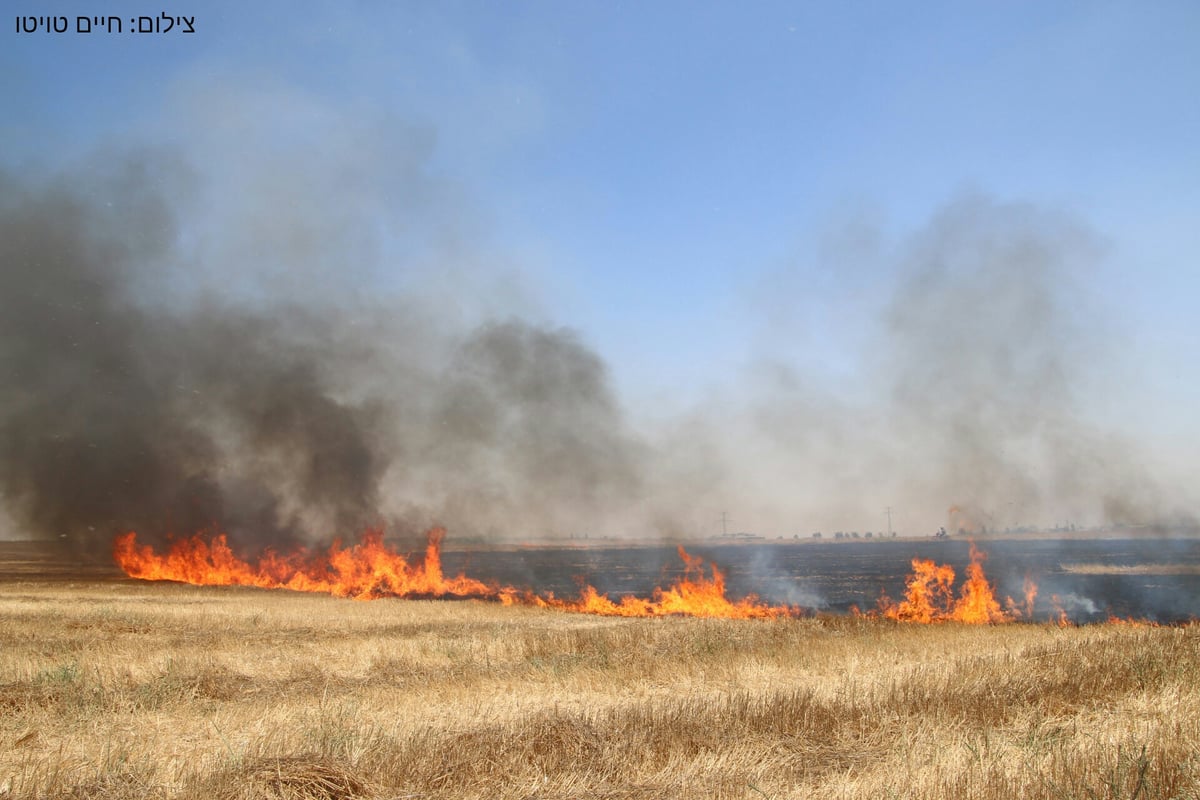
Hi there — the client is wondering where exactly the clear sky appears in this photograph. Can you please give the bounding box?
[3,2,1198,536]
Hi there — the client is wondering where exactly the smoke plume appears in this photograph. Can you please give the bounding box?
[0,151,645,553]
[0,143,1188,550]
[706,194,1187,536]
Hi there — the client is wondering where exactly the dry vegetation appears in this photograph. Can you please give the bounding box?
[1058,563,1200,576]
[1,579,1198,800]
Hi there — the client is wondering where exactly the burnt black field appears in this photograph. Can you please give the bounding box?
[3,536,1199,623]
[440,537,1200,624]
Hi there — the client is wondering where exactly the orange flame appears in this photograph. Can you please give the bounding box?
[114,527,514,601]
[1048,594,1073,627]
[543,546,792,619]
[877,543,1022,624]
[113,530,802,620]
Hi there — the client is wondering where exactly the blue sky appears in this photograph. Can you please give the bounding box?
[4,1,1198,533]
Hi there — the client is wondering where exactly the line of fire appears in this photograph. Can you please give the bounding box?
[112,528,1157,625]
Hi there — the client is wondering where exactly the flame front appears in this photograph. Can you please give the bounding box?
[544,546,791,619]
[877,543,1024,624]
[114,527,510,601]
[113,530,801,620]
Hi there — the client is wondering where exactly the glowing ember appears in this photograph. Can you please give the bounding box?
[113,530,802,620]
[877,543,1023,624]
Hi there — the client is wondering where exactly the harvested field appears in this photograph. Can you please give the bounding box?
[1059,562,1200,576]
[1,578,1198,799]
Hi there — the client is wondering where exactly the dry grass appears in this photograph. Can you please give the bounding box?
[1058,562,1200,575]
[0,579,1197,799]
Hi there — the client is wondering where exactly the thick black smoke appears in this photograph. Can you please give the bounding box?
[0,155,644,553]
[0,159,369,551]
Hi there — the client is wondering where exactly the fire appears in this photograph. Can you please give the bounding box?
[543,546,792,619]
[1022,576,1037,619]
[877,543,1023,624]
[114,527,513,601]
[1048,594,1073,626]
[113,529,802,620]
[110,531,1170,625]
[878,558,956,623]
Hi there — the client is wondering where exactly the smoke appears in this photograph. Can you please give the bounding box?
[0,158,371,550]
[383,319,644,538]
[0,98,1189,550]
[880,197,1115,528]
[0,144,646,552]
[1050,592,1099,617]
[707,194,1189,535]
[878,196,1190,530]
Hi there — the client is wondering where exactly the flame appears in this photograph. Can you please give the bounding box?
[113,527,515,601]
[1048,594,1073,626]
[879,558,956,622]
[111,530,1168,625]
[877,543,1020,624]
[113,530,801,620]
[543,546,793,619]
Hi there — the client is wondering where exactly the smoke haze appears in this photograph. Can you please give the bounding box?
[0,141,649,552]
[0,106,1191,551]
[720,196,1186,536]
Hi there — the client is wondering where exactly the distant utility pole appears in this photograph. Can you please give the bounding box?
[886,506,893,538]
[721,511,728,537]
